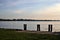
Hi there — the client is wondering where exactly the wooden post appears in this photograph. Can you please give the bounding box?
[24,24,27,30]
[50,25,53,32]
[48,25,50,32]
[37,24,40,31]
[48,24,53,32]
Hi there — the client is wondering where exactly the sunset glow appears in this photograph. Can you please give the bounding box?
[0,0,60,20]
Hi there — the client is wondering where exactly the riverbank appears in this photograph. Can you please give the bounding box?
[0,28,60,40]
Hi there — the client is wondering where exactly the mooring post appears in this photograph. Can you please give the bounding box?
[50,25,53,32]
[24,24,27,30]
[37,24,40,31]
[48,25,50,32]
[48,24,53,32]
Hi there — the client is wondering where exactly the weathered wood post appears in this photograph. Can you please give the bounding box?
[24,24,27,30]
[50,25,53,32]
[37,24,40,31]
[48,24,53,32]
[48,25,50,32]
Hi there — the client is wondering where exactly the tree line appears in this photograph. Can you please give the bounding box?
[0,19,60,21]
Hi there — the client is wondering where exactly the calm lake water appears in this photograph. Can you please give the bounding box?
[0,21,60,32]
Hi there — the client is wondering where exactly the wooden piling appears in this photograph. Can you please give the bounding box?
[48,25,50,32]
[48,24,53,32]
[24,24,27,30]
[37,24,40,31]
[50,25,53,32]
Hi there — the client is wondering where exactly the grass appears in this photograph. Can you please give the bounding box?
[0,29,60,40]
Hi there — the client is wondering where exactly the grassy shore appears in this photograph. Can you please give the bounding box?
[0,29,60,40]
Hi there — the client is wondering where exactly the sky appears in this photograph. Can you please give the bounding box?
[0,0,60,20]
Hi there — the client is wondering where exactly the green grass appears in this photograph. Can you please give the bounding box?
[0,29,60,40]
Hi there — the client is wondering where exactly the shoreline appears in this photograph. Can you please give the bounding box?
[0,28,60,35]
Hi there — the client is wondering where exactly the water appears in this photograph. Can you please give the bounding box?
[0,21,60,32]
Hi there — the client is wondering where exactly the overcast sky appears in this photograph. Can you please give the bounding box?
[0,0,60,20]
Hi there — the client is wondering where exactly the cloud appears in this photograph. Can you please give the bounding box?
[0,0,60,19]
[2,3,60,20]
[32,3,60,20]
[33,3,60,15]
[0,0,60,8]
[0,0,41,7]
[13,10,26,14]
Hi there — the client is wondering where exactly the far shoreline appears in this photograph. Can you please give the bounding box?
[0,19,60,21]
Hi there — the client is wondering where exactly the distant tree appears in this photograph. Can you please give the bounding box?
[13,19,16,21]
